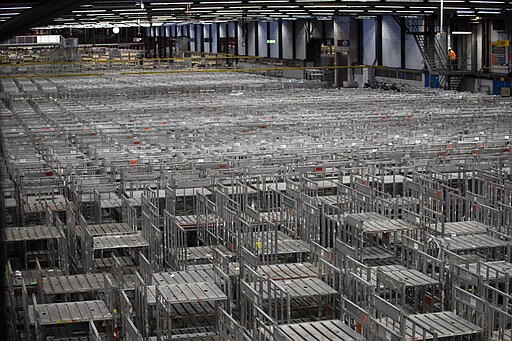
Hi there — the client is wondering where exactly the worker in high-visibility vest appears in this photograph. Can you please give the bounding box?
[448,47,457,70]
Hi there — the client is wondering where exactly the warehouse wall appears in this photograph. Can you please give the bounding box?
[295,20,306,60]
[228,22,235,39]
[310,20,322,39]
[211,24,218,53]
[382,16,401,68]
[258,22,267,57]
[282,20,294,59]
[156,16,424,70]
[405,34,422,70]
[247,22,256,56]
[196,25,203,52]
[203,25,210,53]
[269,21,279,59]
[218,23,227,39]
[189,24,196,52]
[325,21,334,39]
[362,19,376,65]
[237,22,245,55]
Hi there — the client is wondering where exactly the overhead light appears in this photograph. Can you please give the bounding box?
[113,26,120,34]
[0,7,31,10]
[72,9,107,13]
[452,31,472,35]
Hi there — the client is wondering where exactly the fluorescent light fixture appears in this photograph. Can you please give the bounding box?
[72,9,107,13]
[452,31,472,34]
[0,7,31,10]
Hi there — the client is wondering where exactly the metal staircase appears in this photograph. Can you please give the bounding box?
[395,17,464,90]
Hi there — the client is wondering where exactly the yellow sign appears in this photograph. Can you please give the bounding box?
[496,40,510,47]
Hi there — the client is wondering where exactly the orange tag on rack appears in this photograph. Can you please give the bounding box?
[241,129,249,133]
[218,164,228,169]
[143,127,150,131]
[133,141,140,145]
[477,143,483,148]
[260,125,267,129]
[504,148,510,153]
[129,160,137,165]
[446,144,453,149]
[45,171,53,177]
[439,152,446,157]
[405,115,412,119]
[129,119,135,122]
[315,166,324,172]
[43,127,51,131]
[162,122,167,125]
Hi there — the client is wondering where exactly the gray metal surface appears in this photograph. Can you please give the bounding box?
[41,273,116,295]
[440,221,489,236]
[257,262,321,280]
[446,234,508,252]
[152,269,215,285]
[29,300,112,325]
[86,222,133,237]
[375,264,440,288]
[275,320,366,341]
[157,281,228,305]
[258,277,337,299]
[2,225,61,241]
[407,311,484,339]
[93,232,149,250]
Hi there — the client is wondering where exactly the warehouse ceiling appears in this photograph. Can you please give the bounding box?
[1,0,512,39]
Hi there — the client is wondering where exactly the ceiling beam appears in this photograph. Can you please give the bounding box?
[0,0,88,41]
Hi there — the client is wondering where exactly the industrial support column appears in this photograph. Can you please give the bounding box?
[471,22,478,73]
[209,24,213,53]
[255,22,259,57]
[376,16,383,66]
[334,16,359,88]
[278,20,283,59]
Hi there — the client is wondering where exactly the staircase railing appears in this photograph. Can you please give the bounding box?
[394,16,448,73]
